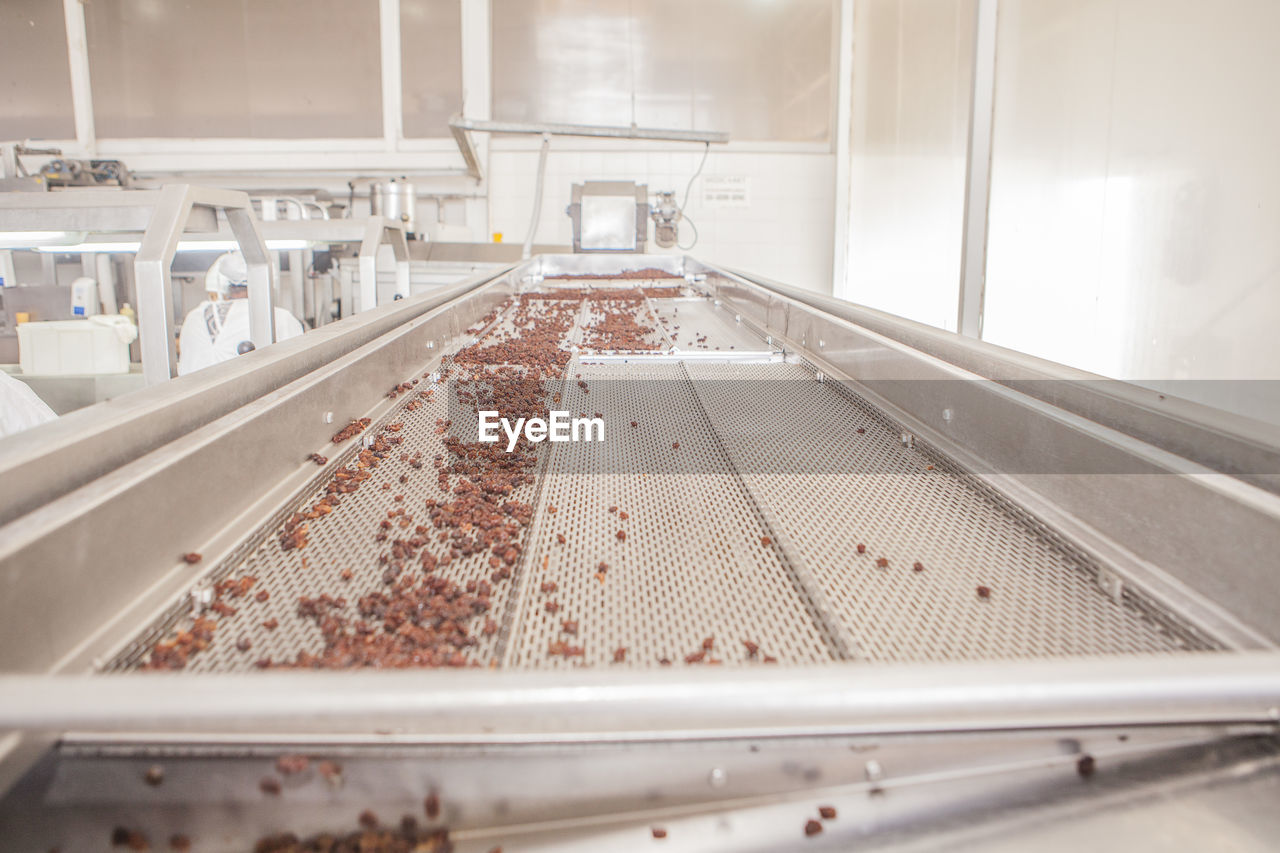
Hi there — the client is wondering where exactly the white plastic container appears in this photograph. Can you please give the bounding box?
[17,318,134,375]
[70,276,100,317]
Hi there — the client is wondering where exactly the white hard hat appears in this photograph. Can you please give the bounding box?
[205,251,249,296]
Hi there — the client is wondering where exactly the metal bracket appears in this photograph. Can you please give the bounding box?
[1098,568,1125,604]
[358,216,412,311]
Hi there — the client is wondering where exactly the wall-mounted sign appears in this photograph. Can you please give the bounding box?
[702,175,750,208]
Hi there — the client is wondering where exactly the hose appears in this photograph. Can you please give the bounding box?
[522,134,552,260]
[675,142,711,250]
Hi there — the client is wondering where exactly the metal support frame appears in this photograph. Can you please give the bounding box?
[448,121,487,180]
[2,728,1276,851]
[957,0,1000,337]
[448,117,730,182]
[135,186,274,384]
[61,0,96,155]
[0,186,274,385]
[339,263,355,318]
[459,0,492,188]
[0,653,1276,737]
[358,217,412,310]
[379,0,403,151]
[178,217,411,314]
[288,248,305,321]
[831,0,856,299]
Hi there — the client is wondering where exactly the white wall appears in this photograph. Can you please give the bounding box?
[842,0,976,330]
[983,0,1280,393]
[830,0,1280,423]
[488,144,836,294]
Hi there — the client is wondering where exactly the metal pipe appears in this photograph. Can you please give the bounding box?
[275,196,318,221]
[61,0,96,155]
[957,0,999,337]
[0,654,1276,737]
[449,116,729,182]
[451,116,729,144]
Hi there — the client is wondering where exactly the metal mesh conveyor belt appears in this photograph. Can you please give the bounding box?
[107,284,1220,674]
[108,367,531,673]
[106,298,566,673]
[679,362,1216,660]
[504,362,839,668]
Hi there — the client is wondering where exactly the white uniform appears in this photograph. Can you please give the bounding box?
[177,299,305,376]
[0,372,57,438]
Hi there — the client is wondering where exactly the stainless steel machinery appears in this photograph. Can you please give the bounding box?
[369,178,418,238]
[567,182,650,252]
[0,254,1278,851]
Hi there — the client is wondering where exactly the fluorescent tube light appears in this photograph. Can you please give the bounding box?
[0,231,87,248]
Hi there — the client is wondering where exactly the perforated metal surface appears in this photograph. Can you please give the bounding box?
[113,371,543,673]
[109,284,1218,674]
[503,361,838,669]
[650,298,772,352]
[682,362,1215,661]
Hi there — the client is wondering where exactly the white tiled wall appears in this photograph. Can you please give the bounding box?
[487,147,837,295]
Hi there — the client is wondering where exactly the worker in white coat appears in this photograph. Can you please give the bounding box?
[0,372,56,439]
[177,252,304,376]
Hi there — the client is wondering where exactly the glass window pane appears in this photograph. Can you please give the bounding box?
[1,0,75,139]
[983,0,1280,410]
[492,0,834,142]
[86,0,383,138]
[400,0,463,138]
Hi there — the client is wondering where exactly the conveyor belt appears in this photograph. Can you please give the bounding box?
[505,361,841,669]
[107,281,1220,673]
[682,361,1209,660]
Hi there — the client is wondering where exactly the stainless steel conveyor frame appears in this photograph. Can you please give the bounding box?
[1,254,1278,849]
[0,184,278,385]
